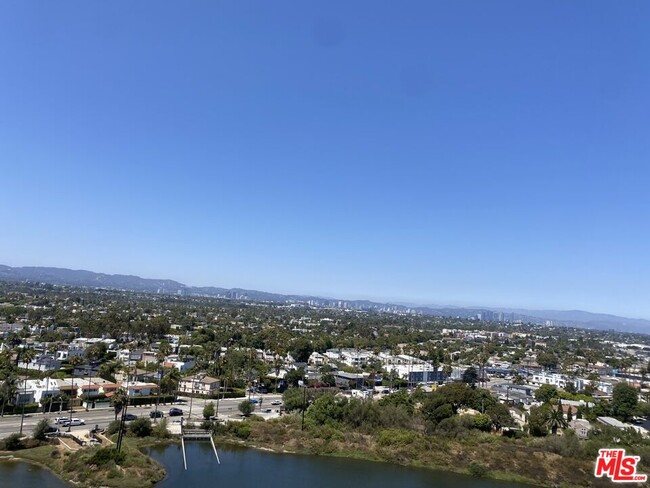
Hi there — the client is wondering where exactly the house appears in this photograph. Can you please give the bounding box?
[308,351,328,366]
[178,375,220,395]
[121,381,159,397]
[18,354,61,371]
[56,344,85,362]
[334,371,366,388]
[509,406,527,428]
[569,419,593,439]
[54,378,78,398]
[77,383,101,398]
[163,355,195,372]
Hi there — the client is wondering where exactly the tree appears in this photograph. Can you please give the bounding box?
[68,355,84,373]
[546,403,568,435]
[320,373,336,387]
[462,367,478,387]
[161,368,181,396]
[238,400,254,416]
[85,343,107,362]
[473,413,492,431]
[111,388,128,420]
[486,403,514,431]
[611,383,638,422]
[306,394,346,426]
[442,363,453,379]
[33,419,50,441]
[534,384,558,404]
[528,405,550,436]
[289,339,313,363]
[128,418,152,437]
[537,351,558,370]
[203,401,215,419]
[17,347,36,367]
[0,374,19,417]
[285,367,305,388]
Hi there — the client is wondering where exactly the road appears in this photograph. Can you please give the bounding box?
[0,393,283,437]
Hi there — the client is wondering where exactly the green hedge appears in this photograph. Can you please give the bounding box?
[1,403,40,415]
[127,394,176,406]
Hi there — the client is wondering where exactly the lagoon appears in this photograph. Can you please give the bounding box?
[0,442,528,488]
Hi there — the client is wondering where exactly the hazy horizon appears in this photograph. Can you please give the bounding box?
[1,2,649,319]
[3,260,650,322]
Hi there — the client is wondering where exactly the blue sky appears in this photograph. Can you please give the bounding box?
[1,1,649,318]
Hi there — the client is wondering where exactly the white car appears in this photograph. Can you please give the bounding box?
[61,418,85,426]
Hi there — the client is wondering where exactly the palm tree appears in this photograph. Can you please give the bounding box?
[111,387,128,420]
[442,363,453,381]
[0,374,19,417]
[546,402,568,435]
[69,354,83,369]
[161,368,181,396]
[17,347,36,368]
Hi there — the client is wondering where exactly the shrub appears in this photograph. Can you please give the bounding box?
[152,418,170,439]
[203,402,215,419]
[377,428,418,447]
[128,418,153,437]
[468,462,488,478]
[33,419,50,441]
[229,421,251,439]
[239,400,254,416]
[88,447,126,466]
[1,433,24,451]
[106,419,122,436]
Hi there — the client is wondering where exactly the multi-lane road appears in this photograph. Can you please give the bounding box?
[0,393,283,437]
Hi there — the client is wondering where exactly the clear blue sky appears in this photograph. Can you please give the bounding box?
[1,1,649,319]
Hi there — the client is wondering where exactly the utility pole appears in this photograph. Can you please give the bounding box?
[188,376,195,420]
[301,373,307,431]
[116,361,133,453]
[19,378,28,435]
[67,373,75,433]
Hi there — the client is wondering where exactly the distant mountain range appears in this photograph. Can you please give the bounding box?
[1,264,648,335]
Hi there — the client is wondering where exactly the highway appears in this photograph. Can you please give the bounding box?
[0,393,283,437]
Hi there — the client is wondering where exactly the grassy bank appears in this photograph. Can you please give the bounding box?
[3,438,167,488]
[213,415,618,488]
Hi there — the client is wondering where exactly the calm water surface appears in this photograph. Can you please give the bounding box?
[150,442,527,488]
[0,459,68,488]
[0,442,528,488]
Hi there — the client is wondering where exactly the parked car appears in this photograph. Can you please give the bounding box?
[123,413,138,421]
[149,410,164,418]
[169,407,184,416]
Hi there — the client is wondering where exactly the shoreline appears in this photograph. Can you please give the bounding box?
[2,430,598,488]
[0,437,169,488]
[212,436,539,487]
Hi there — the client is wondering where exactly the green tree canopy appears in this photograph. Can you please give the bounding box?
[611,383,638,422]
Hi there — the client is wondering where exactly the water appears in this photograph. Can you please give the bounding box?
[0,442,527,488]
[150,442,525,488]
[0,459,68,488]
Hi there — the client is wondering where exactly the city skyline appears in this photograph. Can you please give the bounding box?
[1,2,649,318]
